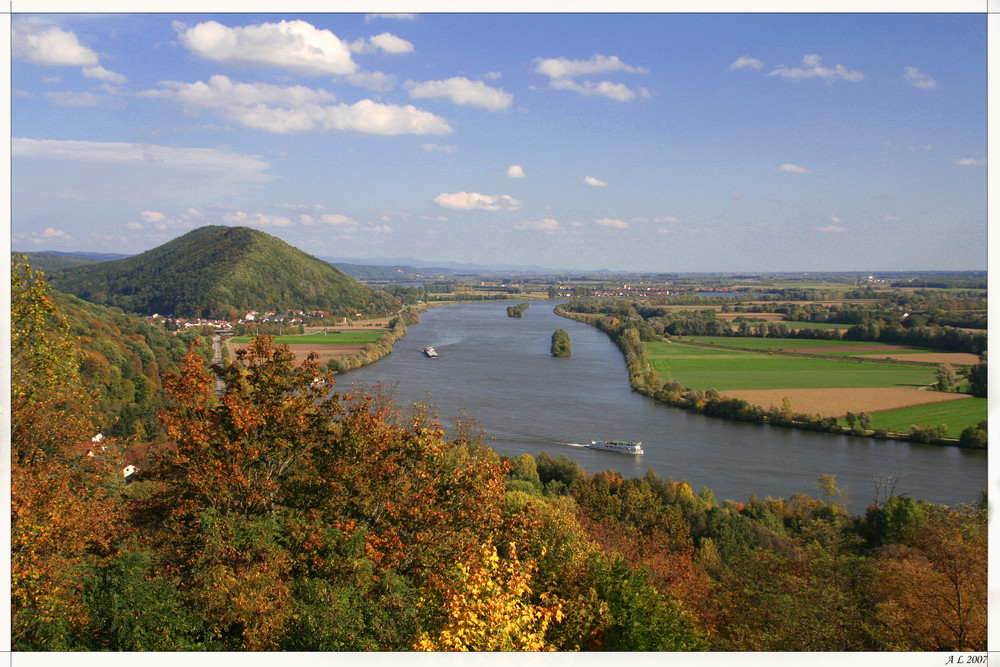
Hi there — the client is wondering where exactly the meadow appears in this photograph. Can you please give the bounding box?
[860,399,987,438]
[645,341,937,392]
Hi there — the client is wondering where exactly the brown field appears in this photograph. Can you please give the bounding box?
[719,387,972,419]
[229,342,366,365]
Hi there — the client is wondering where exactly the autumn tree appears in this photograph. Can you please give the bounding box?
[11,257,127,650]
[413,541,564,651]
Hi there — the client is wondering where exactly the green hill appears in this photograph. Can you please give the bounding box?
[46,226,397,319]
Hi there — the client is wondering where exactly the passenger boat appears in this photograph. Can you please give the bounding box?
[588,440,644,455]
[423,346,439,358]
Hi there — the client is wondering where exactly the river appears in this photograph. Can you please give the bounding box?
[341,300,987,514]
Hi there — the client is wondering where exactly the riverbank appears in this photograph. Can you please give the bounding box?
[554,303,985,449]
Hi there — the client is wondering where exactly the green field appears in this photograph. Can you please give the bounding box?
[231,330,384,346]
[681,336,953,357]
[645,341,938,392]
[861,399,987,438]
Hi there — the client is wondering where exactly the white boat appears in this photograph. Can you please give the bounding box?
[423,346,439,358]
[588,440,644,455]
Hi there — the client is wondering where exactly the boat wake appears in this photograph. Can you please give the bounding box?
[560,442,589,448]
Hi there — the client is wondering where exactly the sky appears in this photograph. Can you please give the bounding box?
[8,9,990,273]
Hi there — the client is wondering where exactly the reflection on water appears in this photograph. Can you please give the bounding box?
[342,300,986,513]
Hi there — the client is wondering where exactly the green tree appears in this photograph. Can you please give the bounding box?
[550,328,572,357]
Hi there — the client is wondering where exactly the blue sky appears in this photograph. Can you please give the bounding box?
[9,10,989,272]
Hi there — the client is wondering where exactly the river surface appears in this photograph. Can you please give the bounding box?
[341,300,987,514]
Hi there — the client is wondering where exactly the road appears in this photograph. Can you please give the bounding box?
[212,335,225,396]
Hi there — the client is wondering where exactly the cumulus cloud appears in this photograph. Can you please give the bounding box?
[507,165,525,178]
[816,224,847,233]
[40,227,73,241]
[406,77,513,110]
[956,157,987,166]
[583,176,607,187]
[534,54,647,79]
[143,75,337,109]
[365,13,416,22]
[514,218,562,232]
[143,77,452,135]
[224,211,295,227]
[133,208,205,230]
[729,56,763,71]
[534,54,648,101]
[434,192,522,211]
[83,65,127,84]
[903,66,937,89]
[12,22,98,66]
[549,78,647,101]
[828,216,842,223]
[175,19,358,75]
[777,163,810,173]
[363,32,415,54]
[768,54,863,82]
[12,20,126,83]
[884,214,901,221]
[595,217,628,229]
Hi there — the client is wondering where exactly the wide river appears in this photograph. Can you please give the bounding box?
[341,300,987,514]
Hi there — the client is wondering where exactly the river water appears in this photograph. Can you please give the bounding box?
[341,300,987,514]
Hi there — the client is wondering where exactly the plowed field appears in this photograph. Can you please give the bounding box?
[719,387,971,419]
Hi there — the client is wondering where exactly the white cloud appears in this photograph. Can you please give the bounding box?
[365,13,416,22]
[816,224,847,233]
[83,65,127,84]
[141,210,167,223]
[12,22,98,66]
[346,71,397,92]
[144,78,452,135]
[549,78,647,101]
[434,192,522,211]
[903,66,937,89]
[514,218,561,232]
[12,21,127,84]
[224,211,295,227]
[12,138,272,180]
[768,54,863,83]
[595,217,628,229]
[368,32,414,54]
[956,157,987,166]
[654,216,679,223]
[507,165,525,178]
[406,77,513,110]
[46,91,99,106]
[534,54,648,101]
[176,19,358,76]
[777,163,810,173]
[729,56,764,71]
[144,75,337,109]
[583,176,607,187]
[126,221,144,230]
[41,227,73,240]
[534,54,647,79]
[883,214,901,221]
[828,216,842,223]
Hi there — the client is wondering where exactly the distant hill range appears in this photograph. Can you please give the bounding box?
[41,226,397,319]
[15,250,133,273]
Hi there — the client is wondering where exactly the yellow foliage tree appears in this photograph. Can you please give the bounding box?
[413,542,564,651]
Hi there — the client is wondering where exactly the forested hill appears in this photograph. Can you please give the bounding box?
[45,226,397,319]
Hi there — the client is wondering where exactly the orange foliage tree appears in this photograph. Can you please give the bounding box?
[11,258,126,649]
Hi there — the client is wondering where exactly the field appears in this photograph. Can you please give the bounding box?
[646,341,938,391]
[681,336,979,365]
[229,330,386,364]
[862,399,987,438]
[645,339,986,432]
[230,331,385,346]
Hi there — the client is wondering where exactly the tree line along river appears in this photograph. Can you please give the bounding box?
[341,300,986,515]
